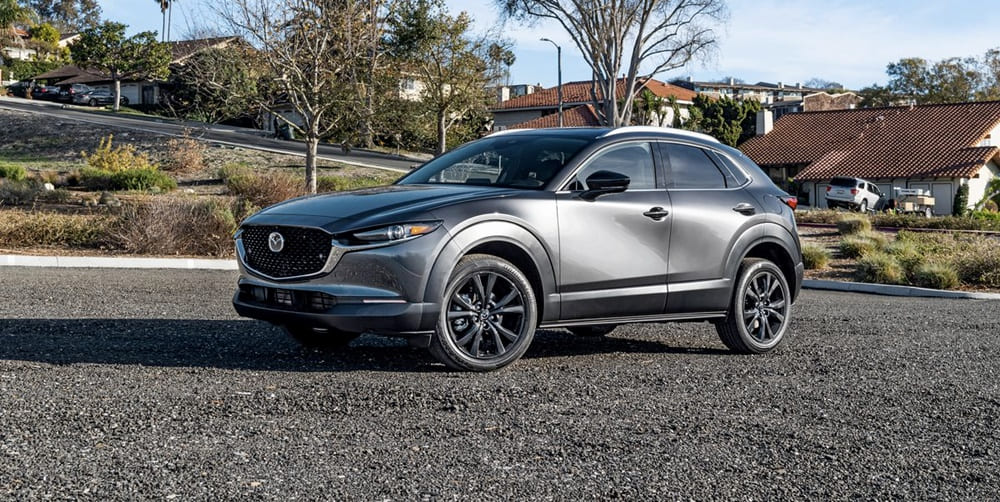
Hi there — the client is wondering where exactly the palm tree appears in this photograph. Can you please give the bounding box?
[0,0,35,46]
[154,0,170,42]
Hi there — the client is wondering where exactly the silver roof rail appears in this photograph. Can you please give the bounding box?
[600,125,720,143]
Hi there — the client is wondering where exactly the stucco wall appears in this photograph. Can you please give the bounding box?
[968,161,1000,207]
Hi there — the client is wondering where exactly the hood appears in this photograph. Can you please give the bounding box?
[242,184,518,233]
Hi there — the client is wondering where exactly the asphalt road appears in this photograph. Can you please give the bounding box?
[1,267,998,499]
[0,97,418,172]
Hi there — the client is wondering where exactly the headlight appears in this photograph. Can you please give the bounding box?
[342,222,441,247]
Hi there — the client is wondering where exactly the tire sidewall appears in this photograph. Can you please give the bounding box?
[433,256,537,371]
[733,260,790,352]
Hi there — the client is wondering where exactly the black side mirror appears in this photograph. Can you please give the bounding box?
[581,170,630,200]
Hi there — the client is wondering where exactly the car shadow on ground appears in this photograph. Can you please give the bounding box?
[0,319,726,372]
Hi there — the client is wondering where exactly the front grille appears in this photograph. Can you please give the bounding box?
[239,285,337,312]
[241,225,332,278]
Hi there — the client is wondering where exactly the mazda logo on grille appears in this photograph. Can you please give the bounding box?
[268,232,285,253]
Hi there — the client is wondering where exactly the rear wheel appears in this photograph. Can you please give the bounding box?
[567,325,617,336]
[284,325,359,349]
[89,98,97,106]
[429,254,537,371]
[859,199,868,213]
[716,258,790,354]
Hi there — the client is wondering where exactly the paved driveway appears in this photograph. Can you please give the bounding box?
[1,267,998,499]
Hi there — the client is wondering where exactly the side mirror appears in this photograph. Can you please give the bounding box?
[581,170,630,200]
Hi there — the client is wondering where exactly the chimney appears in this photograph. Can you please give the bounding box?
[497,86,510,103]
[777,81,784,89]
[756,109,774,136]
[796,82,802,89]
[687,76,693,82]
[729,77,734,86]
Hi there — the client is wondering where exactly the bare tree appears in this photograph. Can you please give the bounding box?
[215,0,379,193]
[501,0,726,127]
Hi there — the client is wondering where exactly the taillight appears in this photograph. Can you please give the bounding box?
[780,196,798,210]
[826,186,831,192]
[850,188,858,195]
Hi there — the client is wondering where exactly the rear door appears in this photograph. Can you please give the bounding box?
[556,141,670,319]
[658,142,759,312]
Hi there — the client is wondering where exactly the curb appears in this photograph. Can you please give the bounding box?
[803,279,1000,300]
[1,254,237,271]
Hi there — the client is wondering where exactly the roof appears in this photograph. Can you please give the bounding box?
[168,36,239,63]
[676,80,828,93]
[740,101,1000,181]
[32,64,92,81]
[495,77,697,111]
[509,104,601,129]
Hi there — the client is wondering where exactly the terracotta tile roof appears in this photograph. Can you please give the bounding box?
[509,104,601,129]
[495,77,696,111]
[739,101,1000,181]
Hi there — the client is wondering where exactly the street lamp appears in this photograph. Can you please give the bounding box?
[539,38,563,127]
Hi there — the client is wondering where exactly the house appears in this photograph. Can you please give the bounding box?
[492,77,697,130]
[672,77,830,104]
[1,28,35,66]
[739,101,1000,215]
[762,91,863,121]
[29,36,240,106]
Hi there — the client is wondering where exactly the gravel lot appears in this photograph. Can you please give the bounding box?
[1,267,998,499]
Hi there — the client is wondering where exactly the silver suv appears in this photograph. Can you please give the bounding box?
[232,127,804,371]
[826,176,884,212]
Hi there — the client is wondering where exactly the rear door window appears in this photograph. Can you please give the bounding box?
[660,143,727,189]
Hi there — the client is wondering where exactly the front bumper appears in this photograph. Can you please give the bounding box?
[233,280,438,335]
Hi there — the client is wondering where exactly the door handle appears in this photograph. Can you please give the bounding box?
[732,203,756,215]
[643,207,669,221]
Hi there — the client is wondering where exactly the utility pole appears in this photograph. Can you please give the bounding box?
[540,38,562,127]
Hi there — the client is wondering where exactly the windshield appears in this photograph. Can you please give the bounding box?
[398,134,591,189]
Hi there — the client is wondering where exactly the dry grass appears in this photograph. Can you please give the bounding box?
[0,209,112,248]
[163,131,208,174]
[109,197,237,257]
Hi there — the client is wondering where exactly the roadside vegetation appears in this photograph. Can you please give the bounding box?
[797,209,1000,232]
[799,212,1000,290]
[0,117,397,257]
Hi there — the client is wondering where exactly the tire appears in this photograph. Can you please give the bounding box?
[284,325,359,349]
[859,199,868,213]
[89,99,97,106]
[715,258,791,354]
[121,97,129,105]
[567,325,617,336]
[429,254,537,371]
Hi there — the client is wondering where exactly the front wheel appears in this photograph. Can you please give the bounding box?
[715,258,791,353]
[89,98,97,106]
[284,325,359,349]
[429,254,537,371]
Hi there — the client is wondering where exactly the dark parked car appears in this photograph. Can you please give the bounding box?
[232,127,804,371]
[73,89,128,107]
[59,83,93,103]
[32,85,61,101]
[4,81,32,98]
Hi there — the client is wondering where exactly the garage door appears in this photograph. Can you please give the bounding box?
[932,183,953,216]
[816,184,829,208]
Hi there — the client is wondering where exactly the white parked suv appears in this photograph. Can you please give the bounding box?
[825,176,884,212]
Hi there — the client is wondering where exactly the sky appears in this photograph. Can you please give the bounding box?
[97,0,1000,90]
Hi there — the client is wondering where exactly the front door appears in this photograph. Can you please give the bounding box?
[556,141,670,320]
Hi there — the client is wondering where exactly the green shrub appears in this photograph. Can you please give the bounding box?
[109,168,177,192]
[836,214,871,235]
[912,262,960,290]
[952,248,1000,288]
[82,134,157,172]
[0,179,41,205]
[317,174,392,192]
[855,252,905,284]
[0,163,27,181]
[953,184,969,216]
[77,167,113,190]
[839,231,887,258]
[885,240,924,277]
[801,244,831,270]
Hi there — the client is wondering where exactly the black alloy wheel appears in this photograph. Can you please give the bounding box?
[716,258,790,353]
[430,254,537,371]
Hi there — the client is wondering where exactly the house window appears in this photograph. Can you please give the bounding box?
[981,134,992,147]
